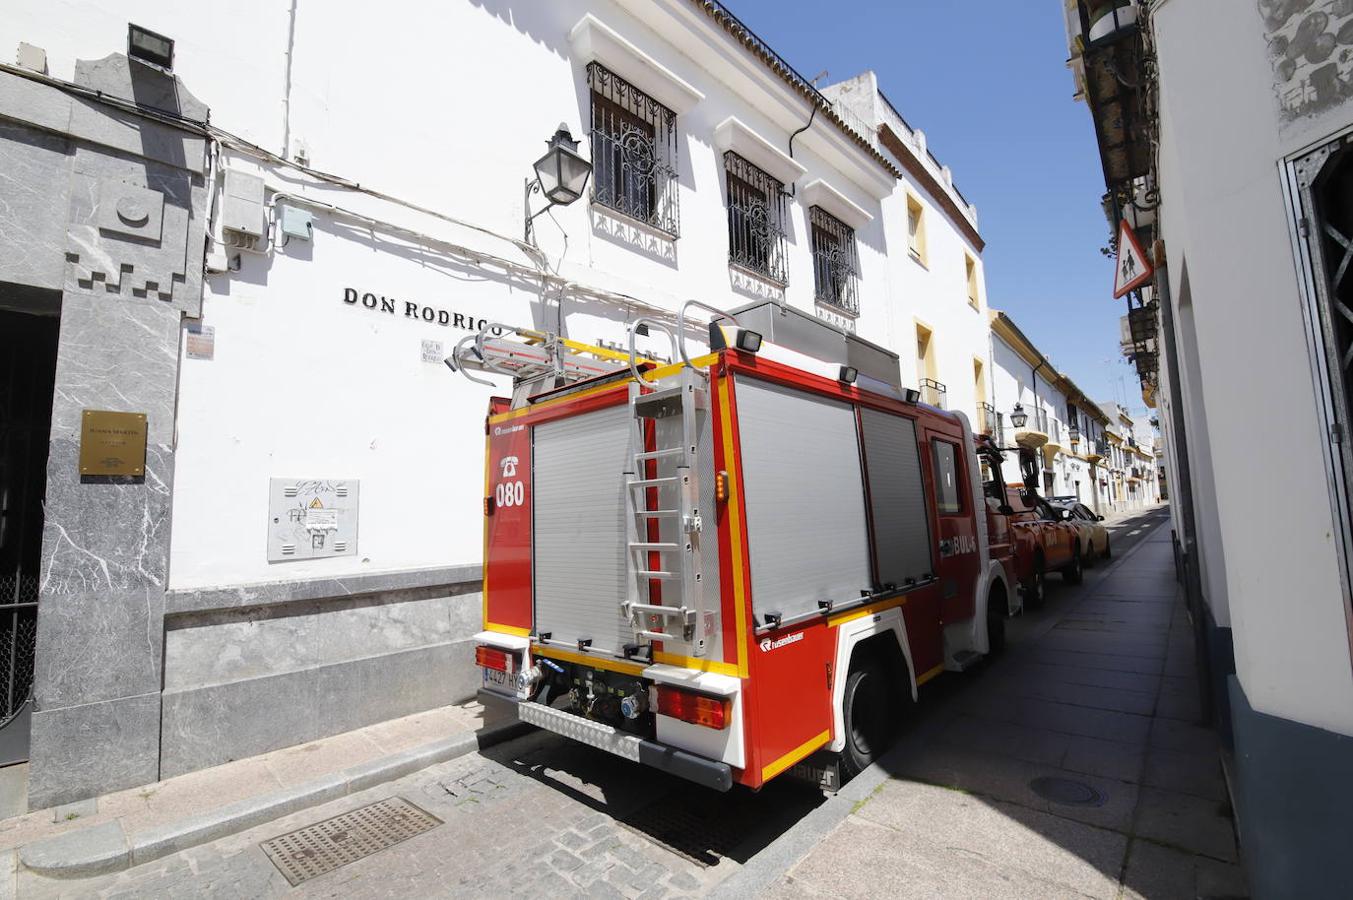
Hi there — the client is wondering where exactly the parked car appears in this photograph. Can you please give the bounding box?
[1006,496,1080,606]
[1051,500,1111,562]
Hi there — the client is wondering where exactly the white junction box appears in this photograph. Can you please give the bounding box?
[267,478,360,562]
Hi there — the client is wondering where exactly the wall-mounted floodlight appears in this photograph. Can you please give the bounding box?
[128,24,174,72]
[838,366,858,384]
[902,387,921,404]
[525,123,592,244]
[735,329,762,353]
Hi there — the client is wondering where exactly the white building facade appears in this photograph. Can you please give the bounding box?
[821,72,995,428]
[1066,1,1353,894]
[0,0,915,807]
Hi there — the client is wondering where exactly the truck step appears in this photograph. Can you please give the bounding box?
[949,650,983,672]
[633,387,686,420]
[634,447,685,461]
[628,542,680,551]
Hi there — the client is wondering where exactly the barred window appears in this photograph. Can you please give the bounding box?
[724,152,788,284]
[810,206,860,314]
[586,62,680,237]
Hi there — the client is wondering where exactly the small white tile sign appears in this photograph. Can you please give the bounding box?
[421,339,443,364]
[186,324,215,360]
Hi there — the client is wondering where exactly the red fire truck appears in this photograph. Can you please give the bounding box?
[458,302,1021,791]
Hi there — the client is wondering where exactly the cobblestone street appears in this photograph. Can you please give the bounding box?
[9,507,1194,899]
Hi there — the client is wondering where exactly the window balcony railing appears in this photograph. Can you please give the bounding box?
[977,402,996,436]
[809,206,860,315]
[920,378,947,409]
[586,62,681,238]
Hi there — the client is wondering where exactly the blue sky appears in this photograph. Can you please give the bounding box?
[726,0,1144,411]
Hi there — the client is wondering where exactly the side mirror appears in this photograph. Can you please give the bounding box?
[1021,494,1037,510]
[1096,514,1105,521]
[998,504,1015,516]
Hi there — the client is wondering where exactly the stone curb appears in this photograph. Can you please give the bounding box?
[19,719,533,879]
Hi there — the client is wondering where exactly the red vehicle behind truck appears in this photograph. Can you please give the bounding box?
[461,302,1025,791]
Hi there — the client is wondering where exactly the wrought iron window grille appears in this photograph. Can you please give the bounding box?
[724,152,788,285]
[586,62,680,238]
[809,206,860,315]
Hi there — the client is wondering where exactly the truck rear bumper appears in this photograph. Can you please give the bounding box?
[517,701,733,792]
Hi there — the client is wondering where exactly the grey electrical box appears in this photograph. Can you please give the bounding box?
[278,204,313,241]
[729,300,902,388]
[267,478,359,562]
[223,169,266,238]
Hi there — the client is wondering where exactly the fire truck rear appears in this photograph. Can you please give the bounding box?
[457,301,1017,791]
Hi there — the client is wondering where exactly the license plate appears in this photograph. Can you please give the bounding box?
[481,665,522,698]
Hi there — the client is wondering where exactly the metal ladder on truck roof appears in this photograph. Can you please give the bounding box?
[622,360,709,658]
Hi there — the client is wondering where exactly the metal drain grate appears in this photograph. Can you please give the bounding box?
[1029,776,1107,808]
[260,797,442,886]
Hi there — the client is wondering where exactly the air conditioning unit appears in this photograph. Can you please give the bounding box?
[222,169,266,252]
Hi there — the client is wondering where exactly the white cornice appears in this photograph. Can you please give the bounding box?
[567,14,704,114]
[612,0,895,198]
[713,116,807,186]
[800,179,873,230]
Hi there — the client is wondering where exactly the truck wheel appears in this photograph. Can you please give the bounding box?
[986,585,1007,655]
[1024,556,1046,608]
[841,663,890,779]
[1063,548,1084,584]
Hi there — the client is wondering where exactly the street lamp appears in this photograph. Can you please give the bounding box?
[1010,403,1028,429]
[1068,421,1081,446]
[525,123,592,244]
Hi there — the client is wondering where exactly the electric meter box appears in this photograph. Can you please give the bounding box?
[267,478,359,562]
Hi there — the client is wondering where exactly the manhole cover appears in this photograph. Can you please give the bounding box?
[1029,776,1106,807]
[260,797,442,886]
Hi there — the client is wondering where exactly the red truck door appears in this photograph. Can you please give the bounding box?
[923,429,980,623]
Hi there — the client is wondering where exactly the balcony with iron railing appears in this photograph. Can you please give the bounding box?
[977,402,996,437]
[920,378,947,409]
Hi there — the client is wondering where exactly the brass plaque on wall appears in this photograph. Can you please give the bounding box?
[79,410,147,476]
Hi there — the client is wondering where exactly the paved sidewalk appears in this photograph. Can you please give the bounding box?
[0,697,521,883]
[742,511,1248,899]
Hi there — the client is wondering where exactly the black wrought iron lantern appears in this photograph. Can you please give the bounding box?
[1010,403,1029,429]
[534,124,591,206]
[1068,421,1081,445]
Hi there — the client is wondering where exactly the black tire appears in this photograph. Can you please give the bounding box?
[986,586,1007,656]
[1102,536,1112,560]
[841,664,891,779]
[1081,539,1095,568]
[1063,548,1084,584]
[1024,555,1046,608]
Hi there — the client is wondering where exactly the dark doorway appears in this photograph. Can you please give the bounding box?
[0,304,59,765]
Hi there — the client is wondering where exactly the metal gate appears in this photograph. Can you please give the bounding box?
[0,310,58,766]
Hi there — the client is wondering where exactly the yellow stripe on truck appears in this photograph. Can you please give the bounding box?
[717,377,751,679]
[761,729,831,782]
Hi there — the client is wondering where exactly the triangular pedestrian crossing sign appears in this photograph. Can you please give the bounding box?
[1113,219,1153,298]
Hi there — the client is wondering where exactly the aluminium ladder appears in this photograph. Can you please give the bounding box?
[622,367,710,657]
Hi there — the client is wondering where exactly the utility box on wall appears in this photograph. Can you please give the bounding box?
[267,478,359,561]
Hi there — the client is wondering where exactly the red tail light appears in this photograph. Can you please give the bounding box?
[654,686,729,729]
[475,645,513,673]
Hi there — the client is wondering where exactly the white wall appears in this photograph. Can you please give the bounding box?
[1,0,903,589]
[1152,0,1353,735]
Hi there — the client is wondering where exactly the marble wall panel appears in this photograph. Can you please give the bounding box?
[27,692,161,810]
[47,291,180,444]
[33,440,172,709]
[0,121,72,292]
[163,590,482,691]
[160,641,476,778]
